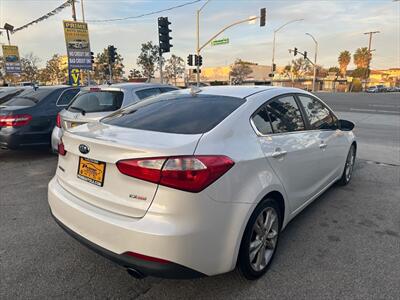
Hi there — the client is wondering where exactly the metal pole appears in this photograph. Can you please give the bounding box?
[271,31,276,85]
[196,10,200,86]
[363,31,380,89]
[306,33,318,92]
[6,29,11,45]
[313,42,318,91]
[81,0,85,22]
[71,0,77,21]
[159,52,163,84]
[109,64,112,83]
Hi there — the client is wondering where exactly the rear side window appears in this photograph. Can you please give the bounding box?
[135,88,161,100]
[266,96,305,133]
[252,106,273,135]
[68,91,123,113]
[57,89,79,106]
[103,94,245,134]
[1,88,55,107]
[297,95,337,130]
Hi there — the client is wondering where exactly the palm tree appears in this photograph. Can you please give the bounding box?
[353,47,371,69]
[338,50,351,76]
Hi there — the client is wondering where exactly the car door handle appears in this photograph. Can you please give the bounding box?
[272,150,287,158]
[319,143,328,149]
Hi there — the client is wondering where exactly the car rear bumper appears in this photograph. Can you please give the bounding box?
[48,176,252,277]
[50,210,204,279]
[0,127,50,149]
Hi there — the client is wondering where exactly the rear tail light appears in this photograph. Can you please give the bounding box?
[56,113,61,128]
[0,114,32,127]
[117,155,234,192]
[58,140,67,156]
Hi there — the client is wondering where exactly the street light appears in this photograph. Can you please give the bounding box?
[271,19,304,80]
[305,32,318,92]
[196,0,211,86]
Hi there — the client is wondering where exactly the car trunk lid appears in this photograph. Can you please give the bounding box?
[57,122,202,218]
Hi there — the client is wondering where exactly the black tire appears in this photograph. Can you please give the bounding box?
[338,144,356,186]
[238,198,281,280]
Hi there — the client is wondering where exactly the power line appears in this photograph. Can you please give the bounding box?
[86,0,202,23]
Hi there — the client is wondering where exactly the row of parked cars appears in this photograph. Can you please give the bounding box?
[3,82,357,281]
[366,85,400,93]
[0,83,178,150]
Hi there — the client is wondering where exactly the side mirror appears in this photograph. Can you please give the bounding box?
[339,119,355,131]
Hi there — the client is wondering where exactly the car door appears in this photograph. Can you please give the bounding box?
[296,93,349,184]
[251,94,324,213]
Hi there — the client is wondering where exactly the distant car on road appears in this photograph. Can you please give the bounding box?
[49,86,357,280]
[51,83,179,152]
[0,86,80,150]
[366,86,379,93]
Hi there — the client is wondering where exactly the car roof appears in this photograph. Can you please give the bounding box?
[174,85,305,99]
[81,83,177,92]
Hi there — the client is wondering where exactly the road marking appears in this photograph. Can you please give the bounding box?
[369,104,398,108]
[350,108,400,114]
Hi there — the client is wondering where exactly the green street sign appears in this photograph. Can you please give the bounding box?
[211,38,229,46]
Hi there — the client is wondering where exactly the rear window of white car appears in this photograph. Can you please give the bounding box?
[68,91,123,113]
[103,94,245,134]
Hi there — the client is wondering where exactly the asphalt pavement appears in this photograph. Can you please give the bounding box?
[0,92,399,300]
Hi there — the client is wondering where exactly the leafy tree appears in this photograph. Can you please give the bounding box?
[338,50,351,76]
[290,57,312,79]
[351,67,368,79]
[328,66,340,75]
[128,68,143,80]
[20,52,40,83]
[353,47,371,69]
[230,59,253,85]
[164,54,184,85]
[137,41,160,82]
[39,54,67,84]
[93,48,124,83]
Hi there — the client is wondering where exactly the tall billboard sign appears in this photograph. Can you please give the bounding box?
[63,20,92,70]
[2,45,22,74]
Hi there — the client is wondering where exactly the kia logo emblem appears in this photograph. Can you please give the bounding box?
[79,144,90,154]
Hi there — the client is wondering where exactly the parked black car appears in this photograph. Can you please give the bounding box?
[0,86,80,149]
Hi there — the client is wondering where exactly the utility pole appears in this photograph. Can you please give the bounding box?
[71,0,77,21]
[363,31,380,87]
[306,33,318,92]
[81,0,85,22]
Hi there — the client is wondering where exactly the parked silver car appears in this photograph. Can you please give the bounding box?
[51,83,178,152]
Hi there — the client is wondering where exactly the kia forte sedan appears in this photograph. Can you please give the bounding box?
[48,86,356,280]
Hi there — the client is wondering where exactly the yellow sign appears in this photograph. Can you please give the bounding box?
[70,68,80,86]
[2,45,22,74]
[63,20,92,70]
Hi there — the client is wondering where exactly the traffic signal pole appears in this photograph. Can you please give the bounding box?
[196,9,200,86]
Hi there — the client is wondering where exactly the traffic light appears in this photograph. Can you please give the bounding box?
[198,55,203,67]
[294,47,298,56]
[158,17,173,54]
[304,51,307,59]
[108,45,117,64]
[194,55,203,67]
[90,51,95,64]
[187,54,193,66]
[272,63,276,72]
[260,8,266,27]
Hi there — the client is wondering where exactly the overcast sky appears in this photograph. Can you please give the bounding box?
[1,0,399,71]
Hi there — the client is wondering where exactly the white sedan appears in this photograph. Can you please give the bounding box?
[48,86,356,280]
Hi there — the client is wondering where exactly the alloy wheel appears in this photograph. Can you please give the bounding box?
[249,207,279,272]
